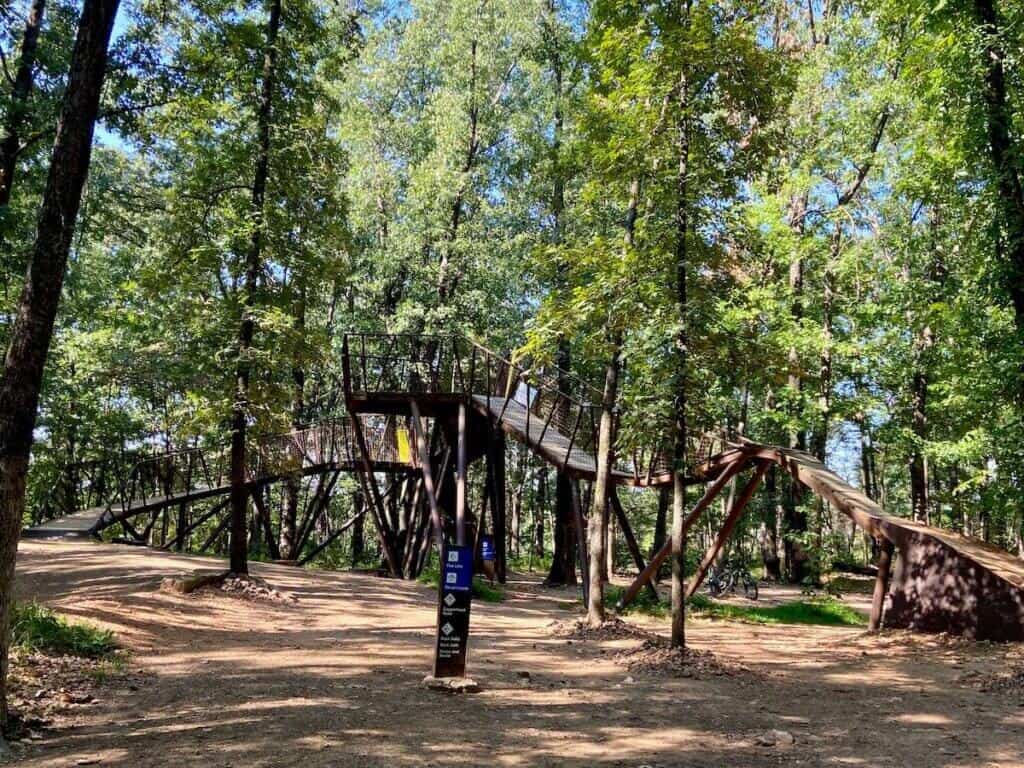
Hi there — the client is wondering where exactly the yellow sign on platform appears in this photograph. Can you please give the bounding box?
[396,427,412,464]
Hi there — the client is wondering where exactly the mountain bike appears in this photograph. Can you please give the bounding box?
[705,562,759,600]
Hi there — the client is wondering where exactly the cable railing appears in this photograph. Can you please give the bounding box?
[341,332,736,483]
[38,412,408,535]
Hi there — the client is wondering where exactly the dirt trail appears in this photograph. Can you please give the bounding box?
[10,539,1024,767]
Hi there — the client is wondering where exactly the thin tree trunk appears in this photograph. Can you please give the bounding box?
[670,30,691,649]
[0,0,46,206]
[351,489,365,565]
[281,281,306,559]
[534,466,546,560]
[0,0,120,729]
[587,335,621,626]
[229,0,281,575]
[652,485,669,582]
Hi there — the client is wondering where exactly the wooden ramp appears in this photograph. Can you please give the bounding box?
[471,394,658,486]
[733,443,1024,640]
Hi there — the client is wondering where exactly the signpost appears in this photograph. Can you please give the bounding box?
[433,544,473,678]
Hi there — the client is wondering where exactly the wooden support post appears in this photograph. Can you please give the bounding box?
[608,486,659,602]
[409,399,444,549]
[570,479,589,607]
[615,459,746,611]
[350,413,402,576]
[490,424,507,583]
[686,461,770,598]
[251,487,281,560]
[868,537,895,632]
[456,401,468,547]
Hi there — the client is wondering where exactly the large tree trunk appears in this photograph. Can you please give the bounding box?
[972,0,1024,354]
[0,0,120,729]
[229,0,281,575]
[545,473,577,585]
[544,14,576,589]
[0,0,47,206]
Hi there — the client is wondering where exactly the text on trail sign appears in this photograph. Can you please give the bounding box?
[433,544,473,678]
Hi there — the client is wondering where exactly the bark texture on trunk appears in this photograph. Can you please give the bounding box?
[972,0,1024,347]
[0,0,120,728]
[586,339,620,626]
[0,0,47,206]
[229,0,281,575]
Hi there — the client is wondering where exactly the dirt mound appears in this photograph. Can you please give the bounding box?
[548,616,654,641]
[615,638,751,678]
[197,574,298,605]
[973,666,1024,695]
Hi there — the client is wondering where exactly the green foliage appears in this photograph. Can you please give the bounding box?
[11,603,119,658]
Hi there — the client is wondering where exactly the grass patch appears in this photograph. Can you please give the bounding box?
[604,584,668,617]
[604,585,866,627]
[11,602,119,658]
[688,593,867,627]
[417,561,505,603]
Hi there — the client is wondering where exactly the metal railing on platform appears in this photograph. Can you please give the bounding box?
[341,332,734,483]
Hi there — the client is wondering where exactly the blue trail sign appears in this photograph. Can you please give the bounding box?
[433,544,473,678]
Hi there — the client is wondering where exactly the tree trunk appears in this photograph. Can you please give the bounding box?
[281,282,306,560]
[545,473,576,585]
[0,0,47,206]
[0,0,120,729]
[670,41,691,649]
[972,0,1024,371]
[587,336,621,626]
[351,490,365,565]
[782,192,811,584]
[229,0,281,575]
[652,486,669,582]
[544,5,575,589]
[533,466,546,560]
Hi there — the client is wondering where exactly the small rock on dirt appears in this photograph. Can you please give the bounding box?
[421,675,481,694]
[756,730,795,747]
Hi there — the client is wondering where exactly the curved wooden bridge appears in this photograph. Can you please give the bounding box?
[25,332,1024,640]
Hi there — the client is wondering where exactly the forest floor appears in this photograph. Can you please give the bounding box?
[8,538,1024,768]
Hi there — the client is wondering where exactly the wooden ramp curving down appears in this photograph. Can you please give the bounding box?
[692,442,1024,641]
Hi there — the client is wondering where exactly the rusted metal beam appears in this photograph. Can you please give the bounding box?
[570,478,590,607]
[615,459,746,611]
[868,538,895,631]
[350,412,402,576]
[686,460,770,599]
[409,399,445,550]
[608,486,659,603]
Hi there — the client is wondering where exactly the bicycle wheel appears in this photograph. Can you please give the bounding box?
[743,577,759,601]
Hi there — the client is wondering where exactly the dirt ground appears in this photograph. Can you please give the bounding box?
[8,539,1024,768]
